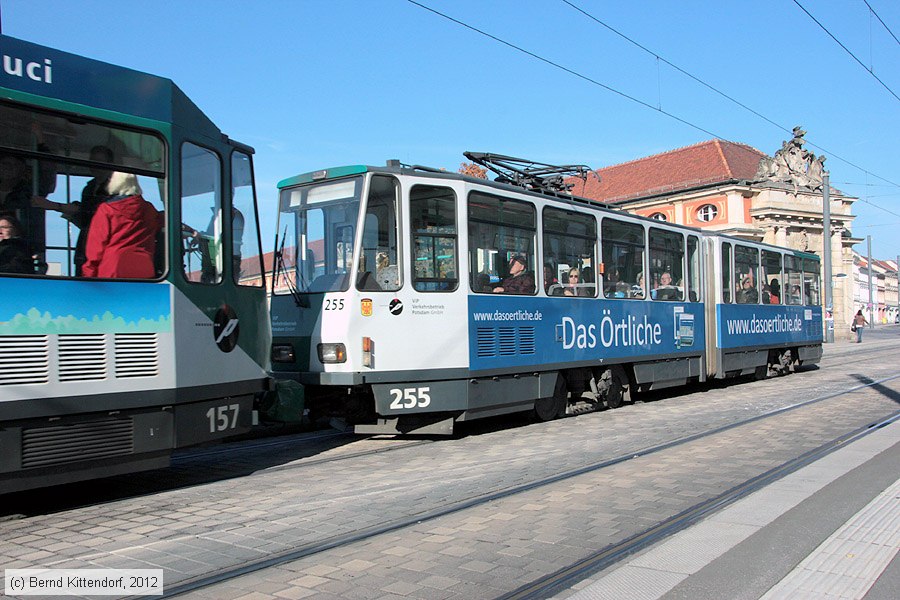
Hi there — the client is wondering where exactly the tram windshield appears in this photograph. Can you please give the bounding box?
[275,176,363,294]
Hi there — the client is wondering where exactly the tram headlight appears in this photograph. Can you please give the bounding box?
[271,343,295,363]
[317,343,347,364]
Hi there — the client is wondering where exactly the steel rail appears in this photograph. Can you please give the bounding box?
[150,373,900,599]
[499,410,900,599]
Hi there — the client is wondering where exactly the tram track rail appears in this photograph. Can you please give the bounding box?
[4,347,889,521]
[168,339,900,474]
[151,372,900,599]
[501,411,900,599]
[170,345,892,472]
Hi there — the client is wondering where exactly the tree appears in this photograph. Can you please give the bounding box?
[458,161,487,179]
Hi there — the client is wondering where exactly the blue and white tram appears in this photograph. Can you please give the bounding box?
[703,234,823,379]
[0,36,270,493]
[269,158,822,435]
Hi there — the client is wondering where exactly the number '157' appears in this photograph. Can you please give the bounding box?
[206,404,239,432]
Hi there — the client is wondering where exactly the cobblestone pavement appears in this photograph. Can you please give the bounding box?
[0,336,898,599]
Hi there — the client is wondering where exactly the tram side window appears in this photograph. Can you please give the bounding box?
[761,250,782,304]
[649,227,684,301]
[722,242,732,303]
[357,175,400,292]
[735,245,760,304]
[803,258,821,306]
[232,151,264,287]
[181,143,222,284]
[468,192,536,295]
[542,207,597,297]
[686,235,700,302]
[601,218,644,299]
[785,255,804,305]
[0,104,165,278]
[410,185,457,292]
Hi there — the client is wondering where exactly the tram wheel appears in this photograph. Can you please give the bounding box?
[533,375,567,422]
[603,366,630,409]
[753,364,768,380]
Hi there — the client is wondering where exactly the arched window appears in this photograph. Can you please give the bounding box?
[696,204,718,222]
[649,212,667,221]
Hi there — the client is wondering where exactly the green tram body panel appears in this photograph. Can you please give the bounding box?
[0,35,270,493]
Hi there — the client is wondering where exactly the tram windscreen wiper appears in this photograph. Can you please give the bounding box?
[274,226,307,308]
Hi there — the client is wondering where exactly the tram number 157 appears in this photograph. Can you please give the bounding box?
[206,404,240,433]
[389,387,431,410]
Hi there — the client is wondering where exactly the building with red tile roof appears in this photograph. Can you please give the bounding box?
[571,134,864,336]
[571,139,766,204]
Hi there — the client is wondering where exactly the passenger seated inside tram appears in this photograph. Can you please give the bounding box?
[631,271,645,298]
[543,264,559,294]
[737,273,758,304]
[651,271,677,299]
[563,267,589,297]
[0,153,45,257]
[768,279,780,304]
[492,254,535,295]
[0,212,37,274]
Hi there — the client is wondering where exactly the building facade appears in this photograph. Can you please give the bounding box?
[573,128,863,337]
[853,253,899,325]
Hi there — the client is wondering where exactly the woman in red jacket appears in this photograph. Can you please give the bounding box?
[82,172,160,279]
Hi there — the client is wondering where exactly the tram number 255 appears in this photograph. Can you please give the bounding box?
[389,387,431,410]
[205,404,240,433]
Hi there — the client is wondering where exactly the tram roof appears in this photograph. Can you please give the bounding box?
[0,35,222,139]
[277,162,823,260]
[277,161,612,208]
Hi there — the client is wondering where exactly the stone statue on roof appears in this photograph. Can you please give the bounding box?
[755,126,826,192]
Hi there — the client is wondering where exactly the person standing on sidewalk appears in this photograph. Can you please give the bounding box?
[852,310,868,343]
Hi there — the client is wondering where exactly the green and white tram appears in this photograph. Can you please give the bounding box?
[0,35,270,493]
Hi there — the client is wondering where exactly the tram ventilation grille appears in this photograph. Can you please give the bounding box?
[0,336,50,385]
[476,326,536,357]
[476,328,497,357]
[518,327,535,354]
[58,334,107,382]
[114,333,159,378]
[499,327,517,355]
[21,418,133,469]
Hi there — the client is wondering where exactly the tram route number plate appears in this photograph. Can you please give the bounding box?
[173,395,254,446]
[372,380,467,414]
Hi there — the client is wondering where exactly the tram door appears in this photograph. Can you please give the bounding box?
[398,182,467,372]
[175,141,268,389]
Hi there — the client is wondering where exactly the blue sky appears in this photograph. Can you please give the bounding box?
[4,0,899,259]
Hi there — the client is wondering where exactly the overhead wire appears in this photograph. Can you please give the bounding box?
[863,0,900,47]
[560,0,791,135]
[560,0,900,194]
[404,0,727,142]
[791,0,900,103]
[404,0,900,219]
